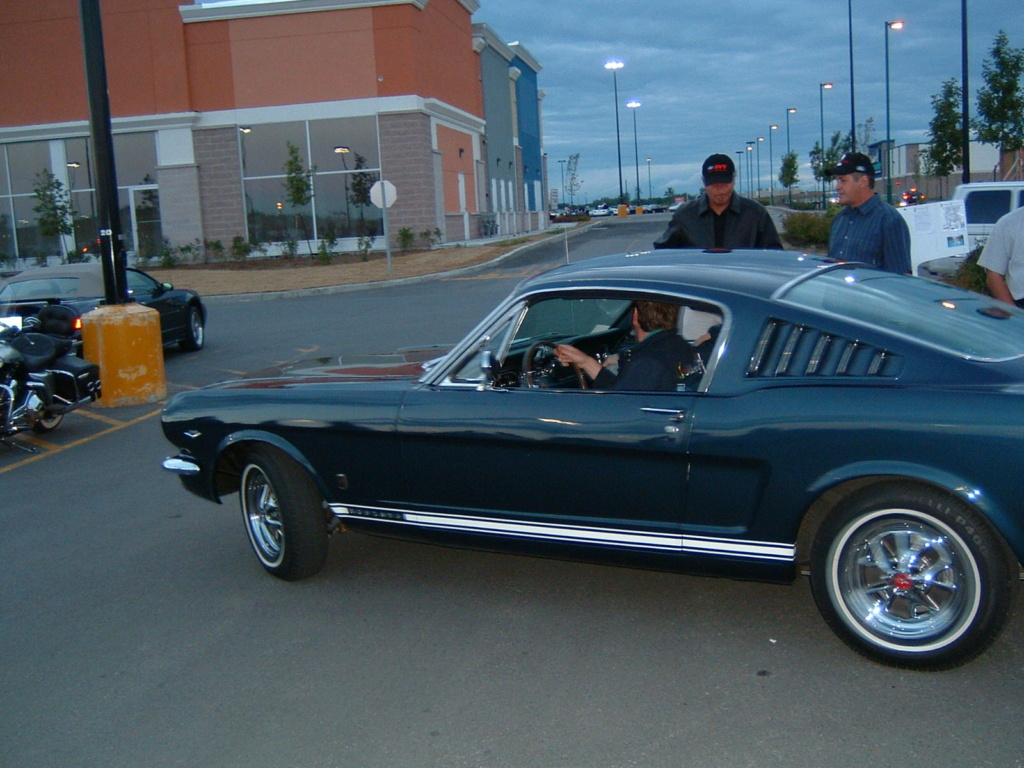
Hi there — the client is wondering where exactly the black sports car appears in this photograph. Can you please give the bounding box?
[162,249,1024,669]
[0,263,205,351]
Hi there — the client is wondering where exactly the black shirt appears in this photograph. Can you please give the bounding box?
[593,331,696,392]
[654,193,783,250]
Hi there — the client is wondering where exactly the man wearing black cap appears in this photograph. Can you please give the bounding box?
[826,151,910,273]
[653,153,782,250]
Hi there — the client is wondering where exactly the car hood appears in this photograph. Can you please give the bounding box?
[236,345,452,386]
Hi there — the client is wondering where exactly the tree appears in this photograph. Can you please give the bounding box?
[348,153,376,236]
[32,169,76,265]
[282,140,315,255]
[923,78,963,197]
[779,151,799,199]
[974,30,1024,177]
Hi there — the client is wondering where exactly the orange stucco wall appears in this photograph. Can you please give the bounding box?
[2,0,482,126]
[3,0,191,127]
[436,124,477,213]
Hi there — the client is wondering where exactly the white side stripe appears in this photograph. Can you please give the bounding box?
[330,505,795,562]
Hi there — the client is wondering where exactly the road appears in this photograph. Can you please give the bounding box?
[3,215,1024,768]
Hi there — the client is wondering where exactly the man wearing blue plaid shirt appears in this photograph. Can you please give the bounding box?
[826,152,911,274]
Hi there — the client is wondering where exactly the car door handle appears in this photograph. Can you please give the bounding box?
[640,407,687,423]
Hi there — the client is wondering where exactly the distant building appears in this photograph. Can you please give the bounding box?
[870,140,1005,202]
[0,0,545,265]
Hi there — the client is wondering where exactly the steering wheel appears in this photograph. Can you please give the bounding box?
[523,341,587,389]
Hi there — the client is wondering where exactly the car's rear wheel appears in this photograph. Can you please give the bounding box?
[810,484,1017,670]
[239,446,328,581]
[178,305,204,351]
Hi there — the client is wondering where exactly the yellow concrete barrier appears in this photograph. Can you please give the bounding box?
[617,204,629,217]
[81,304,167,407]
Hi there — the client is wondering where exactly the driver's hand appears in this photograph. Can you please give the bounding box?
[555,344,589,367]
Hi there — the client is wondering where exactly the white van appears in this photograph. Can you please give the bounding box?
[951,182,1024,249]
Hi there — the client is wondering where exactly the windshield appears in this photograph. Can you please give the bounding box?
[778,267,1024,361]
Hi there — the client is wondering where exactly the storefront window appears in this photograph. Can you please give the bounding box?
[241,117,382,244]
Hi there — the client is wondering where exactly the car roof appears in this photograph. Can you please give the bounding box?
[518,249,841,300]
[0,263,106,297]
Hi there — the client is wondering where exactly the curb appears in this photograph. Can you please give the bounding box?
[201,221,602,303]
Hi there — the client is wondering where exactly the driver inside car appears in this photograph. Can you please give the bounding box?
[555,300,695,392]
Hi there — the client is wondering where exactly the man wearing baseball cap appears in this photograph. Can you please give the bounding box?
[653,153,782,250]
[826,151,910,273]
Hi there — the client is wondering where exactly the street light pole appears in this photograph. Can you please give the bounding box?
[820,82,833,209]
[885,20,904,205]
[626,100,642,204]
[746,142,754,199]
[961,0,971,184]
[646,157,652,201]
[848,0,856,150]
[786,107,796,205]
[769,125,778,205]
[756,137,764,200]
[605,61,625,205]
[735,151,744,195]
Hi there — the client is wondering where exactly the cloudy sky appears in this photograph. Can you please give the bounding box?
[473,0,1023,203]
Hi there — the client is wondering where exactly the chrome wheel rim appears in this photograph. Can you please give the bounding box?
[189,310,204,347]
[828,509,981,652]
[241,464,284,566]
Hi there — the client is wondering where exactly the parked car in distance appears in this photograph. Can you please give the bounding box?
[951,181,1024,249]
[162,249,1024,670]
[643,203,668,213]
[0,263,206,351]
[588,206,612,217]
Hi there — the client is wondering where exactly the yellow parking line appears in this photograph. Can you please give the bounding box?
[0,407,163,475]
[76,409,129,426]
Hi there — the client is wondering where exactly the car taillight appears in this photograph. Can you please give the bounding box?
[74,318,83,331]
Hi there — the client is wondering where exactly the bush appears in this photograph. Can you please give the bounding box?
[946,247,988,294]
[782,210,836,247]
[397,227,415,253]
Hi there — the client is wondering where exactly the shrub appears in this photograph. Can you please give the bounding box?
[397,227,415,253]
[946,247,988,294]
[229,236,252,261]
[357,234,375,262]
[782,210,835,247]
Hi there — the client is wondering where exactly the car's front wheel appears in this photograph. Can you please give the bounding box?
[239,446,329,581]
[810,484,1017,670]
[178,305,204,351]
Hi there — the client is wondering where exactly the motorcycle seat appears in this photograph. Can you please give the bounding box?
[10,332,72,372]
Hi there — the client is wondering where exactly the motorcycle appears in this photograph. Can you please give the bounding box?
[0,304,101,451]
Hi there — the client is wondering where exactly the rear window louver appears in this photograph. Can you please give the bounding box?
[747,319,902,379]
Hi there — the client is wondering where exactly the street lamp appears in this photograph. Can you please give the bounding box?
[885,20,905,204]
[768,125,778,205]
[626,100,642,205]
[820,82,834,209]
[756,137,765,200]
[735,151,744,194]
[961,0,971,184]
[785,107,797,205]
[645,157,652,201]
[604,61,625,205]
[749,142,757,198]
[848,0,856,150]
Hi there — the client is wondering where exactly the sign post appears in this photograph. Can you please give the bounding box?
[370,180,397,277]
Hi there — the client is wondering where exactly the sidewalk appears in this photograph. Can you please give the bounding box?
[145,226,581,299]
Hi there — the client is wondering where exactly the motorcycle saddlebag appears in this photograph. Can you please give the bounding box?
[50,356,101,404]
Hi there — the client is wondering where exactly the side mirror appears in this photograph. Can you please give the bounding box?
[479,350,496,388]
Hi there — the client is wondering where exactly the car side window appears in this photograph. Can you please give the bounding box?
[126,270,159,297]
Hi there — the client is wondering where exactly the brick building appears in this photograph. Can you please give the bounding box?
[0,0,545,264]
